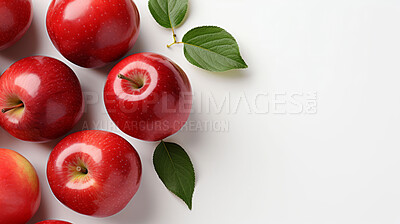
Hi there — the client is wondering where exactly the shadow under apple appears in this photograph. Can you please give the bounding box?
[0,18,40,63]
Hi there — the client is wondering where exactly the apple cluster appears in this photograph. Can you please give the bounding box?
[0,0,192,223]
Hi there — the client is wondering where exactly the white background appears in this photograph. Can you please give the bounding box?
[1,0,400,223]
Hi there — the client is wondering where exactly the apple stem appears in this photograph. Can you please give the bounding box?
[118,74,142,89]
[76,166,88,174]
[1,103,24,113]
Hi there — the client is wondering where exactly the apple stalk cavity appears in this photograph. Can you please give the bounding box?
[76,166,88,175]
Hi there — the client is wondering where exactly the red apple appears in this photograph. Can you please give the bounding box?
[35,221,72,224]
[0,0,32,50]
[0,148,41,224]
[0,56,84,142]
[47,130,142,217]
[46,0,140,68]
[104,53,192,141]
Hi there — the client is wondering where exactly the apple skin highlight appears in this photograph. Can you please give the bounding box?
[35,220,72,224]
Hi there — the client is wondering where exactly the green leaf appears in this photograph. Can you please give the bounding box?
[153,141,195,209]
[182,26,248,72]
[148,0,188,28]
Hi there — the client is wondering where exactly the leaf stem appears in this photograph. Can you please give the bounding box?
[167,41,184,48]
[167,27,184,48]
[172,27,177,43]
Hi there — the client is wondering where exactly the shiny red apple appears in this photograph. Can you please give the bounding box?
[104,53,192,141]
[0,0,32,50]
[47,130,142,217]
[35,221,72,224]
[0,148,41,224]
[46,0,140,68]
[0,56,84,142]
